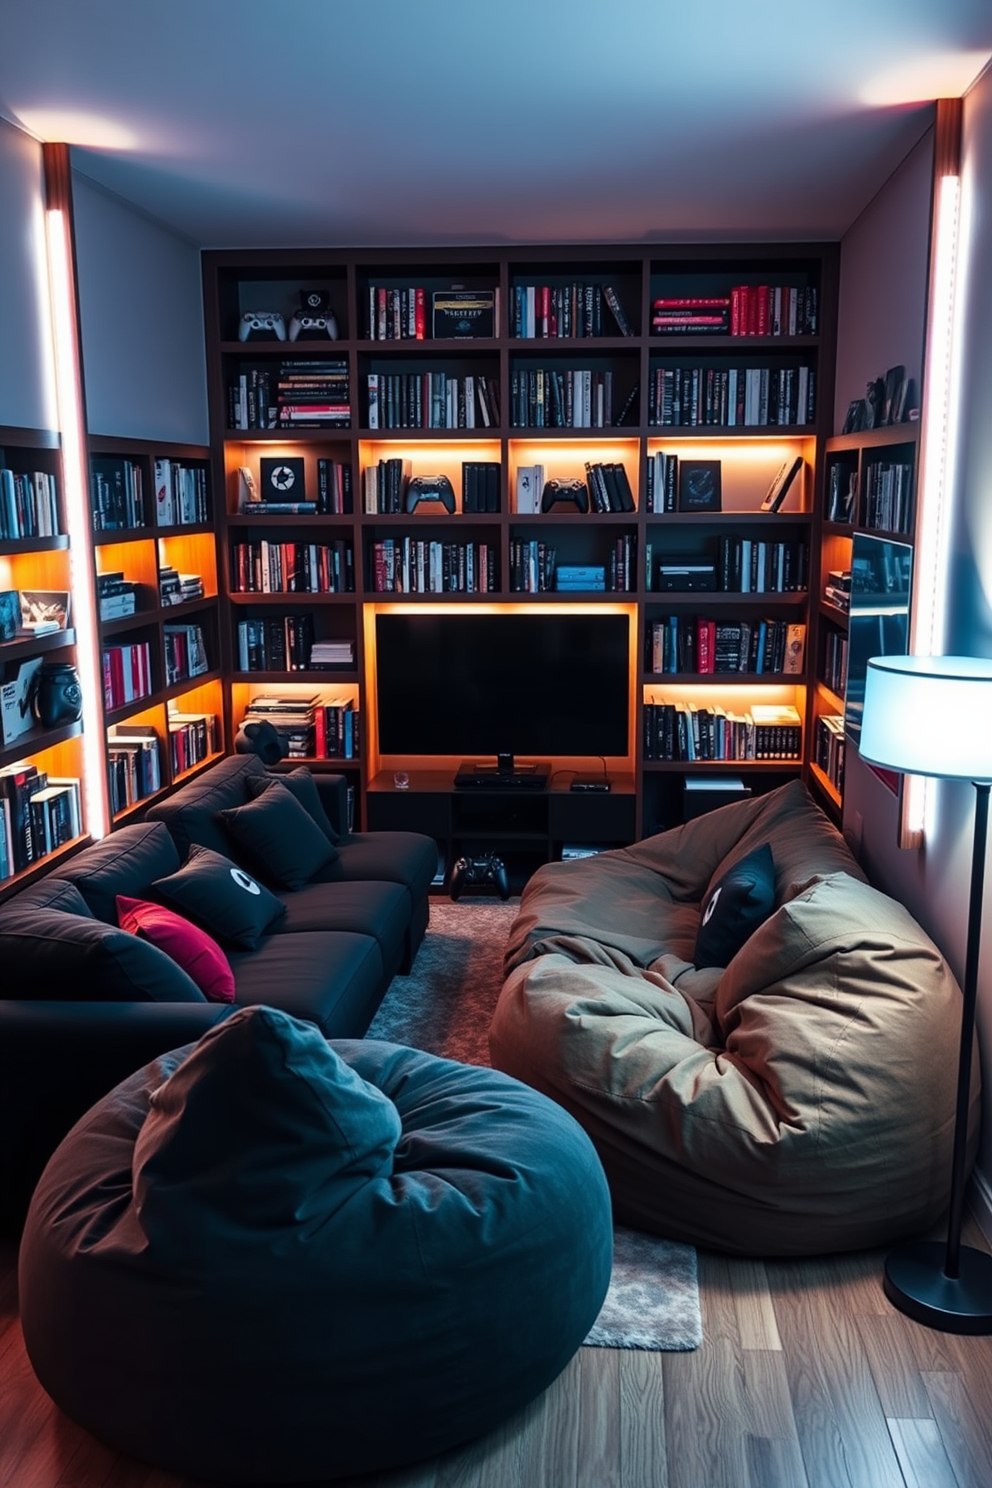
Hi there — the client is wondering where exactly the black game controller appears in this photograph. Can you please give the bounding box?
[541,478,589,513]
[449,854,510,901]
[405,474,456,513]
[288,289,340,342]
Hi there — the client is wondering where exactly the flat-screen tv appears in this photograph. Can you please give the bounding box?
[844,532,913,746]
[374,611,630,759]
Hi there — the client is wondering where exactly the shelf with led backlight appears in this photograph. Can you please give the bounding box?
[201,243,840,842]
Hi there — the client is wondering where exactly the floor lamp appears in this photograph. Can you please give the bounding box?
[860,654,992,1333]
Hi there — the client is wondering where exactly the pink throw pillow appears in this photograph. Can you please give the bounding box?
[116,895,236,1003]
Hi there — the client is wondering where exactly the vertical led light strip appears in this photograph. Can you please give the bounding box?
[901,101,963,847]
[43,144,109,838]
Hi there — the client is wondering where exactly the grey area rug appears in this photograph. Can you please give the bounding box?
[367,897,702,1352]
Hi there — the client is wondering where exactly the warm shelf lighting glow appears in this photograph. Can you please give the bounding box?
[45,203,109,838]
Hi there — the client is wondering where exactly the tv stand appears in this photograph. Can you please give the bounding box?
[455,760,551,790]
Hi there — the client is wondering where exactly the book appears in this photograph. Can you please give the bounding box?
[431,289,495,339]
[601,285,634,337]
[761,455,803,513]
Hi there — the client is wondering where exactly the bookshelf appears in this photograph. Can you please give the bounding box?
[201,244,848,845]
[811,422,921,819]
[87,436,224,822]
[0,425,88,898]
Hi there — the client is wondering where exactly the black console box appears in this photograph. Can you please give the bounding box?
[454,761,550,790]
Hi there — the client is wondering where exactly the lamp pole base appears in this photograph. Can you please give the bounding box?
[884,1241,992,1333]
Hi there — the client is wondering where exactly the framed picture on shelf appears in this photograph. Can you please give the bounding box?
[18,590,70,633]
[260,457,306,502]
[678,460,722,513]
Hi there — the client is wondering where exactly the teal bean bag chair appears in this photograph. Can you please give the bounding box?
[20,1006,612,1484]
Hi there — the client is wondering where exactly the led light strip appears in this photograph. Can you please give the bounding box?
[43,146,109,838]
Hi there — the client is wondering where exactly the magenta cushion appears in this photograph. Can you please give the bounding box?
[116,896,236,1004]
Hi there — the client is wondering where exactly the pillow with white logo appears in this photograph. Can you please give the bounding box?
[693,843,776,969]
[153,845,287,951]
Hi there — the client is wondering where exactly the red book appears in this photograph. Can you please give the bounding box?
[414,287,425,340]
[109,648,125,708]
[539,285,550,337]
[696,619,716,674]
[756,285,770,336]
[653,297,730,309]
[314,706,326,759]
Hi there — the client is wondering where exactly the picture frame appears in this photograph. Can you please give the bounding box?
[678,460,722,513]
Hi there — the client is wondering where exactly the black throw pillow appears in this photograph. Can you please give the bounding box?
[219,783,338,892]
[694,843,776,969]
[245,767,339,843]
[153,845,286,951]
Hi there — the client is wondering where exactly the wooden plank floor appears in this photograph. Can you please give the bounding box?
[4,1222,992,1488]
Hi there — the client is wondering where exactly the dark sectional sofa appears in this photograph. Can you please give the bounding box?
[0,754,437,1228]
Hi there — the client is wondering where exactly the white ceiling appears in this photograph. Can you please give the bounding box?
[1,0,991,249]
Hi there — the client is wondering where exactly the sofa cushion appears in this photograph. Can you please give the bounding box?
[153,845,286,951]
[0,878,95,918]
[318,830,438,901]
[117,897,236,1004]
[227,930,386,1038]
[52,822,181,923]
[147,754,267,860]
[0,906,206,1003]
[218,783,338,892]
[277,879,409,979]
[693,843,776,969]
[246,767,339,843]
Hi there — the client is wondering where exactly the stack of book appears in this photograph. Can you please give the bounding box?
[107,723,162,813]
[824,570,851,612]
[97,571,139,621]
[153,459,209,525]
[652,296,730,335]
[228,361,350,430]
[309,639,354,669]
[555,565,605,593]
[585,461,635,512]
[511,282,632,338]
[241,695,318,759]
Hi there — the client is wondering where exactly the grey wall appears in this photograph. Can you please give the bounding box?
[833,127,932,426]
[843,66,992,1199]
[0,118,58,431]
[71,169,208,444]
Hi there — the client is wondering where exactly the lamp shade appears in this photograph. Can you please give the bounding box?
[860,655,992,781]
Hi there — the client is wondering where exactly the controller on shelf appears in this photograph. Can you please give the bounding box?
[449,853,510,901]
[541,478,589,514]
[288,290,340,341]
[404,474,456,514]
[238,310,287,342]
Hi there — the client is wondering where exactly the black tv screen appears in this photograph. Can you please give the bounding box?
[375,611,630,758]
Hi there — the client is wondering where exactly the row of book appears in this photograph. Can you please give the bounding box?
[236,614,315,672]
[162,623,210,687]
[821,629,849,696]
[230,539,355,595]
[169,711,219,776]
[229,361,350,430]
[860,457,915,535]
[461,462,501,513]
[107,722,162,814]
[365,287,497,341]
[153,458,209,526]
[0,762,81,880]
[647,365,816,428]
[0,466,60,540]
[366,373,500,430]
[650,285,817,338]
[510,283,633,339]
[715,536,809,594]
[509,368,615,429]
[815,714,845,795]
[825,462,858,524]
[643,701,803,761]
[585,461,636,513]
[648,618,806,676]
[369,539,497,594]
[90,456,146,530]
[509,540,557,593]
[103,640,153,711]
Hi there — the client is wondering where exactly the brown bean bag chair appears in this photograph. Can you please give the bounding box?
[490,780,976,1256]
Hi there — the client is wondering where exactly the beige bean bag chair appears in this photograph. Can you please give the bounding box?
[490,780,976,1255]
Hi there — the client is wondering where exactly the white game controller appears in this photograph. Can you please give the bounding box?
[288,309,339,341]
[238,311,287,342]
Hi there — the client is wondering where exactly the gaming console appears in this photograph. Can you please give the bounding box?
[404,474,456,513]
[238,311,287,342]
[541,478,589,514]
[449,853,511,901]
